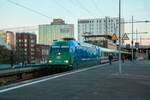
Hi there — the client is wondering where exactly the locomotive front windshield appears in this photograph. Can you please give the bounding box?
[60,48,69,52]
[50,48,60,53]
[50,46,69,53]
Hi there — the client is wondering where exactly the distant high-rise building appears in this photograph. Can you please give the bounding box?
[0,31,7,43]
[0,31,14,49]
[16,32,36,64]
[0,37,8,48]
[78,16,124,42]
[39,19,74,45]
[6,31,15,49]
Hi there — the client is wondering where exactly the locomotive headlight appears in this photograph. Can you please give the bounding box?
[58,52,61,55]
[64,60,69,63]
[49,60,52,63]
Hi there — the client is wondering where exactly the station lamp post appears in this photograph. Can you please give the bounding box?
[118,0,122,74]
[132,16,134,62]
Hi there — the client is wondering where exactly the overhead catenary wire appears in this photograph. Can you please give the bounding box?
[69,0,87,17]
[3,0,78,32]
[52,0,77,18]
[92,0,102,16]
[7,0,51,19]
[72,0,96,16]
[92,0,99,10]
[0,1,8,9]
[1,25,38,32]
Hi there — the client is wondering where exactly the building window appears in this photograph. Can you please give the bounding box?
[31,44,35,47]
[24,39,27,42]
[31,53,35,56]
[19,44,21,47]
[31,40,35,43]
[31,49,35,51]
[24,48,27,51]
[24,44,27,47]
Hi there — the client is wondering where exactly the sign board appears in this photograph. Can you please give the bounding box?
[112,34,118,41]
[122,33,129,40]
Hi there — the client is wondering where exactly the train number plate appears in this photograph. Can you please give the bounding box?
[56,56,61,59]
[55,60,61,63]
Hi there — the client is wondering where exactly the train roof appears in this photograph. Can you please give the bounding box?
[52,40,98,49]
[99,46,118,53]
[52,40,79,46]
[99,47,130,54]
[52,40,130,54]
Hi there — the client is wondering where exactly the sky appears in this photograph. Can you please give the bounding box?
[0,0,150,44]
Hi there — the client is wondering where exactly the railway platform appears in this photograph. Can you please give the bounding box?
[0,60,150,100]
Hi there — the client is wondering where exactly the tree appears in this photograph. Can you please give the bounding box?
[0,45,11,64]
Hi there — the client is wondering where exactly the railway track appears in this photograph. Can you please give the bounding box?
[0,65,66,86]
